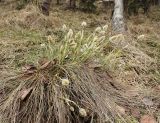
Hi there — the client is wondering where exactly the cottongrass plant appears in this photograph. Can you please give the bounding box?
[1,22,157,123]
[35,22,109,66]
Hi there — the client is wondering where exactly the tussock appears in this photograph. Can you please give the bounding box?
[0,61,155,123]
[0,5,60,29]
[0,4,160,123]
[1,23,160,123]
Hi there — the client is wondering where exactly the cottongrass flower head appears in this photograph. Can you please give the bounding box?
[70,106,75,112]
[103,24,108,31]
[66,29,74,39]
[84,43,89,48]
[93,36,98,42]
[137,34,145,40]
[99,30,106,35]
[70,41,77,48]
[62,24,67,31]
[81,21,87,27]
[109,34,124,42]
[61,78,70,86]
[95,27,102,32]
[80,48,84,52]
[47,35,53,41]
[79,108,87,117]
[40,43,45,47]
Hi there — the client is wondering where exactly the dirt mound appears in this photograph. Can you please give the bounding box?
[0,5,61,29]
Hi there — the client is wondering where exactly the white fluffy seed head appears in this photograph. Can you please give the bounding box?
[109,34,124,42]
[47,35,53,41]
[68,29,73,37]
[70,106,75,112]
[40,43,45,47]
[137,35,145,40]
[61,79,70,86]
[81,21,87,27]
[103,24,108,31]
[80,48,84,52]
[95,27,102,32]
[62,24,67,31]
[79,108,87,117]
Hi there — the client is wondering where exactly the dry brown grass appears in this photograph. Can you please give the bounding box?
[1,60,159,123]
[0,2,160,123]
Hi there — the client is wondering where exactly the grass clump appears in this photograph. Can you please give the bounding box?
[0,20,160,123]
[24,23,109,65]
[1,22,152,123]
[0,4,160,123]
[0,23,116,123]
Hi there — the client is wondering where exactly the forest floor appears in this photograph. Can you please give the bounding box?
[0,1,160,123]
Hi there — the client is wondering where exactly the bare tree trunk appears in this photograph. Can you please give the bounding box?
[71,0,76,8]
[112,0,125,33]
[66,0,76,9]
[57,0,60,5]
[41,0,52,16]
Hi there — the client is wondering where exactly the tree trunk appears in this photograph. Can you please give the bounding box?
[57,0,60,5]
[66,0,76,9]
[112,0,125,33]
[71,0,76,8]
[41,0,52,16]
